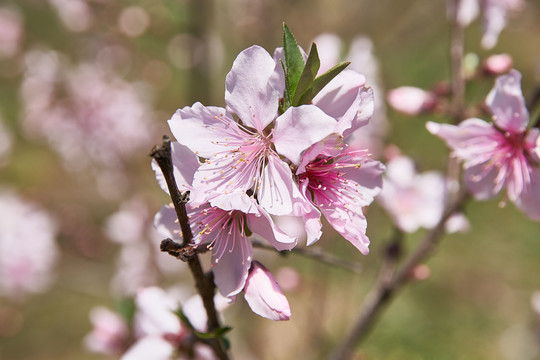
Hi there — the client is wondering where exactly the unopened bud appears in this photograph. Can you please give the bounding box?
[387,86,437,116]
[483,54,513,75]
[243,262,291,321]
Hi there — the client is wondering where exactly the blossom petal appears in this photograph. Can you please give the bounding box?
[259,155,311,216]
[121,337,174,360]
[515,167,540,220]
[426,119,500,165]
[319,205,370,255]
[211,232,252,297]
[273,105,336,165]
[153,205,182,241]
[486,69,529,133]
[209,191,258,214]
[151,142,200,195]
[338,157,384,207]
[225,45,279,132]
[134,287,181,336]
[168,103,243,158]
[247,209,297,251]
[243,262,291,321]
[312,69,371,137]
[463,161,502,200]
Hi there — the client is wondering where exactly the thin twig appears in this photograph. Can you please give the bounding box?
[150,136,229,360]
[252,239,364,274]
[329,188,469,360]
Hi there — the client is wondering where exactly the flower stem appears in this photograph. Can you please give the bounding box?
[328,189,469,360]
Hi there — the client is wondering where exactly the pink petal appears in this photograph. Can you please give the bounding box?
[211,232,252,297]
[120,337,174,360]
[338,157,384,207]
[243,262,291,321]
[426,119,500,165]
[168,103,244,158]
[485,69,529,134]
[273,105,336,165]
[208,191,259,214]
[258,155,311,216]
[463,162,502,200]
[334,86,374,138]
[312,69,371,136]
[515,167,540,220]
[319,205,370,255]
[246,208,297,251]
[387,86,436,116]
[225,45,279,133]
[134,287,181,336]
[151,142,200,195]
[153,205,182,241]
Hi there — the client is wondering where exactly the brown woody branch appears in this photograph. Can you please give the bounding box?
[150,136,229,360]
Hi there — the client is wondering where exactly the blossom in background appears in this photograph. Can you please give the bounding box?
[47,0,93,32]
[296,135,384,254]
[121,286,224,360]
[428,69,540,220]
[243,261,290,321]
[84,307,130,356]
[155,191,296,298]
[21,51,155,172]
[386,86,438,116]
[105,198,187,296]
[0,6,23,59]
[377,153,470,233]
[312,33,388,155]
[0,190,59,299]
[483,53,513,75]
[452,0,524,49]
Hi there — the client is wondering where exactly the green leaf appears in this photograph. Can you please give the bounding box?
[282,23,305,101]
[292,42,320,106]
[195,326,232,339]
[298,61,350,105]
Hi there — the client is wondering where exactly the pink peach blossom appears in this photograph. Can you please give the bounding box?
[169,46,335,216]
[427,69,540,220]
[296,135,384,254]
[154,191,296,297]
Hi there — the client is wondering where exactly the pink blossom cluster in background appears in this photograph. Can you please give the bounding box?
[105,199,186,297]
[378,151,469,233]
[85,286,229,359]
[20,50,155,173]
[452,0,524,49]
[154,43,384,320]
[0,190,59,300]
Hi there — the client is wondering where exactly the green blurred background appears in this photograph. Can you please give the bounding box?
[1,0,540,359]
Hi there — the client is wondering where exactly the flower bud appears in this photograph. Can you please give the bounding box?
[483,54,513,75]
[243,262,291,321]
[386,86,436,116]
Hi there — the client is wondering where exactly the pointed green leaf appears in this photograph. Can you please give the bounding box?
[298,61,350,105]
[282,23,305,100]
[280,59,292,111]
[292,42,320,106]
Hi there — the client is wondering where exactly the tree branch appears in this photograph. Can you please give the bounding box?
[252,239,364,274]
[329,189,469,360]
[150,136,229,360]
